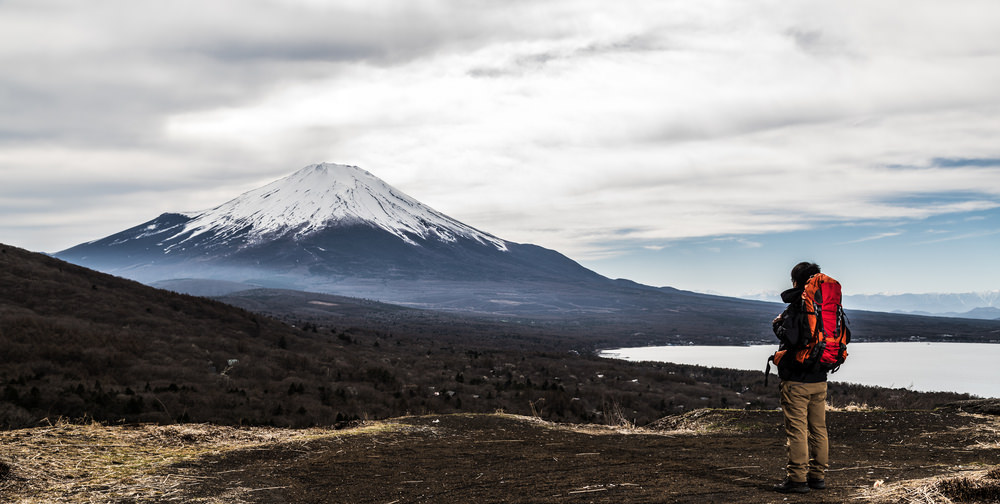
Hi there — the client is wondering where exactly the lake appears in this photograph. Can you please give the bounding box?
[599,342,1000,399]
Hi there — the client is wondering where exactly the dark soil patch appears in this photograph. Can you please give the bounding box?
[177,409,1000,503]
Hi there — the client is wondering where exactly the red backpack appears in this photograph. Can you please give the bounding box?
[767,273,850,381]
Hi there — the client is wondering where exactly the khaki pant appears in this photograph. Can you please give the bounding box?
[780,380,829,482]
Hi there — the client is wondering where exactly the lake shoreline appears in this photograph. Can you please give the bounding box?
[600,342,1000,399]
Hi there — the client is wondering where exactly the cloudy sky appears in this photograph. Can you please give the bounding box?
[2,0,999,297]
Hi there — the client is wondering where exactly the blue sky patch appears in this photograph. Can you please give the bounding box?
[932,158,1000,168]
[582,206,1000,296]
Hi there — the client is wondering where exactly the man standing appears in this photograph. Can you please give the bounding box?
[771,262,828,493]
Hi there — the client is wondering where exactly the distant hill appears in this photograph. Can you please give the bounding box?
[150,278,264,297]
[846,291,1000,317]
[893,306,1000,320]
[213,285,1000,348]
[963,306,1000,320]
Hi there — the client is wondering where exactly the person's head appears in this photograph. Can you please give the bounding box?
[790,262,821,287]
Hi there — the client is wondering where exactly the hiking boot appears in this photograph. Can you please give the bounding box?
[773,478,810,493]
[807,478,826,490]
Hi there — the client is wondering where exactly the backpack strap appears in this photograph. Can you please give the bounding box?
[764,350,786,387]
[764,355,772,387]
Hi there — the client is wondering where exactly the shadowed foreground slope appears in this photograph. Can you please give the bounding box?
[1,408,999,503]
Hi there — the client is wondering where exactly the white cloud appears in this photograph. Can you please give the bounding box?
[2,0,1000,262]
[840,231,905,245]
[914,229,1000,245]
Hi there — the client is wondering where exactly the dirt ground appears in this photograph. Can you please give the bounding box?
[166,408,1000,504]
[2,407,999,503]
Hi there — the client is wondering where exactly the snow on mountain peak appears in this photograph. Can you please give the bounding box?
[173,163,508,250]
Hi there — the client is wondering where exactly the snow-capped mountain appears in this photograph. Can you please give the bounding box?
[843,291,1000,319]
[172,163,507,252]
[56,163,603,304]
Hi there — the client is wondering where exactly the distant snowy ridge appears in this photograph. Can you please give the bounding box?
[170,163,507,251]
[739,289,1000,318]
[843,290,1000,317]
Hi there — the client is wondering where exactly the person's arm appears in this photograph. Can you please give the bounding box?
[773,306,796,345]
[772,311,786,338]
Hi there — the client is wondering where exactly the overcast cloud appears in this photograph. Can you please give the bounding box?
[2,0,999,295]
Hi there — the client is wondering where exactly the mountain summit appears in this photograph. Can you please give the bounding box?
[57,163,603,307]
[177,163,507,251]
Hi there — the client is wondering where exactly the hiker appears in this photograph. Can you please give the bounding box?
[770,261,831,494]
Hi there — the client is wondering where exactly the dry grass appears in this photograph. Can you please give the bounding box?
[857,411,1000,504]
[0,419,395,503]
[640,408,781,436]
[863,466,1000,504]
[489,412,654,437]
[827,401,883,412]
[601,400,637,430]
[950,417,1000,451]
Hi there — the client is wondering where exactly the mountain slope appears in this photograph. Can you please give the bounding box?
[0,243,323,427]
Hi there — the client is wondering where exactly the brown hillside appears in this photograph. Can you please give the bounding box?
[0,244,978,429]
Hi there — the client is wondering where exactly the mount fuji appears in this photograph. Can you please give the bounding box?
[52,163,1000,342]
[56,163,612,310]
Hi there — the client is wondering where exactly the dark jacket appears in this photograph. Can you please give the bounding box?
[774,287,828,384]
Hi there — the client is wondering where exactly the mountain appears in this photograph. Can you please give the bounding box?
[895,306,1000,321]
[180,163,508,251]
[56,163,604,310]
[961,306,1000,320]
[844,291,1000,317]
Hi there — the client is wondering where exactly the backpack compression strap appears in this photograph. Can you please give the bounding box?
[764,350,786,387]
